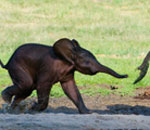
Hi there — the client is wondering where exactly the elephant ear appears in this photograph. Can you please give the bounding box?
[53,38,80,64]
[72,39,80,48]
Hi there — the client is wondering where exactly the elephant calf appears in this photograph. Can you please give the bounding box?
[0,38,128,114]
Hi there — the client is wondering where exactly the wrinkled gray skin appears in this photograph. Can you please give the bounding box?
[134,51,150,84]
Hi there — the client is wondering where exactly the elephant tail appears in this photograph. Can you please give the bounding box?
[133,51,150,84]
[133,63,149,84]
[137,51,150,70]
[0,59,7,69]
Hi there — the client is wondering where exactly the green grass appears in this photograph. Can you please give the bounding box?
[0,0,150,97]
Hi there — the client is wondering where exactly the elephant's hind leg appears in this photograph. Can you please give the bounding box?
[2,65,34,107]
[1,86,17,103]
[31,82,52,111]
[11,90,33,109]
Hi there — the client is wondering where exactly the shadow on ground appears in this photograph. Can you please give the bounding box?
[93,104,150,115]
[45,105,150,116]
[1,103,150,116]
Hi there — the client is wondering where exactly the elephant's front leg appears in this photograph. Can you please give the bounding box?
[31,82,52,112]
[61,78,91,114]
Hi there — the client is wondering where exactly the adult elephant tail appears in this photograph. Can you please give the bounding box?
[133,51,150,84]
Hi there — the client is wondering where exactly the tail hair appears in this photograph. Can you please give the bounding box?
[138,51,150,70]
[133,51,150,84]
[0,59,6,68]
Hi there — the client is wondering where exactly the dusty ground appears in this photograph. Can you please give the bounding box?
[0,86,150,129]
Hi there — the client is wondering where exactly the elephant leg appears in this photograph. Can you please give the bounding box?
[31,82,51,111]
[11,90,33,109]
[2,66,33,105]
[61,79,91,114]
[1,85,18,104]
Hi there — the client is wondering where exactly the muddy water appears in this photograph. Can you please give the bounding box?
[0,113,149,129]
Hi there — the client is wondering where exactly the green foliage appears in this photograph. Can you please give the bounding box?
[0,0,150,97]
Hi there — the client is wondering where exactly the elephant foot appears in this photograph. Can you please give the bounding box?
[30,102,47,112]
[79,108,92,114]
[1,90,13,104]
[30,102,39,111]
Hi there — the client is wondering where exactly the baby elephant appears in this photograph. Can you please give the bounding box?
[0,38,128,114]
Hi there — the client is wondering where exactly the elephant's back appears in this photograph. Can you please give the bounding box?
[5,43,53,69]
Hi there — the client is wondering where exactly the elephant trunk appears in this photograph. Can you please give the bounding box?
[96,63,128,78]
